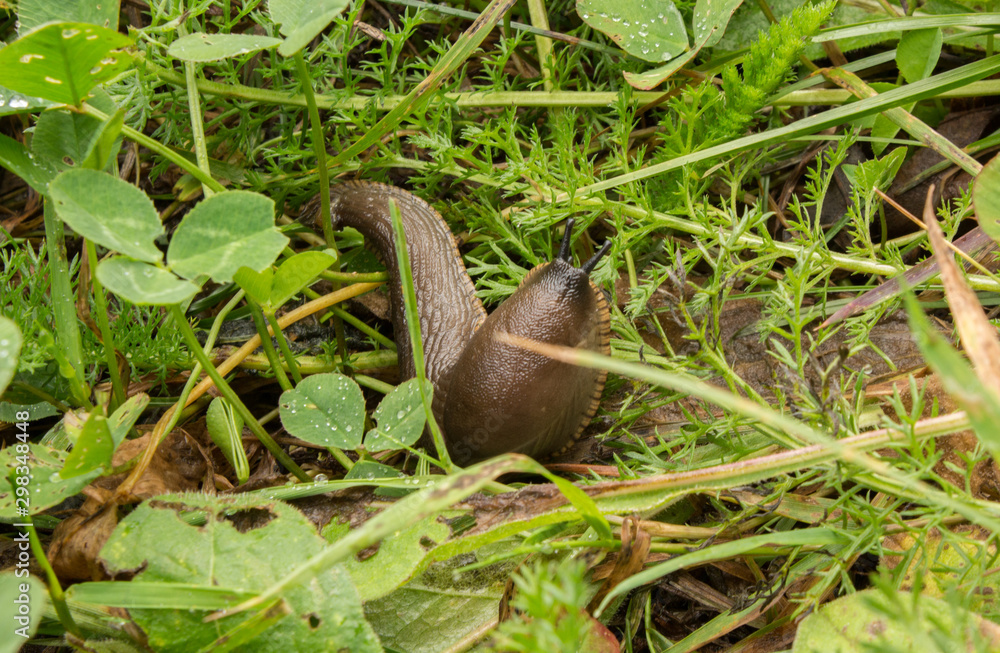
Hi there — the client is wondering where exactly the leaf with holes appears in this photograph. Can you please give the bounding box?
[0,22,132,106]
[168,33,282,62]
[100,494,380,652]
[578,0,687,63]
[49,169,163,262]
[269,0,351,56]
[166,191,288,283]
[97,258,200,306]
[279,373,364,449]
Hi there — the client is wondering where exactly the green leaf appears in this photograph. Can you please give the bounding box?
[0,22,133,107]
[61,410,114,478]
[577,0,687,63]
[232,266,274,306]
[167,33,283,62]
[0,319,23,397]
[364,379,427,452]
[0,444,104,519]
[49,169,164,262]
[32,108,104,170]
[622,0,744,89]
[0,87,52,116]
[269,250,336,308]
[279,373,364,449]
[897,27,943,85]
[0,573,47,650]
[18,0,120,33]
[206,397,249,485]
[793,589,996,652]
[166,191,288,283]
[68,582,256,609]
[974,153,1000,245]
[96,258,200,306]
[108,392,150,448]
[269,0,351,56]
[331,514,449,602]
[100,494,381,653]
[0,132,59,193]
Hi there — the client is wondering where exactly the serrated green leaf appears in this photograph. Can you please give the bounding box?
[49,169,164,262]
[0,22,133,107]
[0,444,104,519]
[974,153,1000,245]
[0,132,59,193]
[167,33,282,62]
[577,0,687,63]
[166,191,288,283]
[0,319,23,397]
[0,573,47,651]
[61,410,114,478]
[279,373,364,448]
[269,250,336,308]
[269,0,351,56]
[364,379,427,452]
[897,27,943,85]
[96,258,199,306]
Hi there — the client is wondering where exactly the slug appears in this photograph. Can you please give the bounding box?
[311,181,611,464]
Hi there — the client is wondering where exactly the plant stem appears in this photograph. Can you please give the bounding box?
[83,104,225,194]
[19,516,81,638]
[388,199,453,470]
[246,300,293,392]
[85,241,126,409]
[42,201,90,407]
[264,310,303,385]
[292,51,349,374]
[168,304,310,482]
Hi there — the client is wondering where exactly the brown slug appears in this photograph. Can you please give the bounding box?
[314,181,611,464]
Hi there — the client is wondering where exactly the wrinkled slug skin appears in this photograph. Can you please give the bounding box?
[316,181,610,463]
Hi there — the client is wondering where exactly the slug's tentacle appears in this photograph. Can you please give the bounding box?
[311,182,610,464]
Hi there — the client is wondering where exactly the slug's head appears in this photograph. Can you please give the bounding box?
[442,220,612,464]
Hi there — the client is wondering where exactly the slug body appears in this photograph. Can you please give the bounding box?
[324,181,610,464]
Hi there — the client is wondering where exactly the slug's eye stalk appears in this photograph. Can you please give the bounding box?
[558,218,575,262]
[581,240,612,276]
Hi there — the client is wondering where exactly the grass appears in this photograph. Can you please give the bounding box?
[2,0,1000,651]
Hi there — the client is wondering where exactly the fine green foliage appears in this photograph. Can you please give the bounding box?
[715,0,836,138]
[2,0,1000,650]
